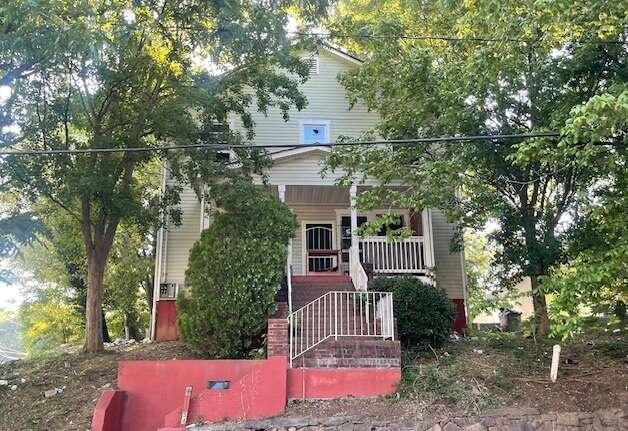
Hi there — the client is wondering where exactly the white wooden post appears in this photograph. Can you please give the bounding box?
[350,184,358,265]
[278,185,293,314]
[421,208,435,269]
[550,344,561,382]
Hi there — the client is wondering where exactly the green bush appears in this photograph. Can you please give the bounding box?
[177,182,296,358]
[369,276,454,347]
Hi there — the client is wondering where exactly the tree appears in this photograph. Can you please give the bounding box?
[537,86,627,337]
[1,0,327,351]
[19,297,83,355]
[177,181,297,357]
[325,0,626,335]
[16,200,116,341]
[104,223,154,340]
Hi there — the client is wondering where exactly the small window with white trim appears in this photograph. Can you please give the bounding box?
[301,121,329,145]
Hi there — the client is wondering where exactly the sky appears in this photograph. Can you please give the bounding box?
[0,286,22,312]
[0,260,24,311]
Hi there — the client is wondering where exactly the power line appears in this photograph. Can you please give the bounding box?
[289,30,626,45]
[174,25,626,45]
[291,31,528,44]
[0,132,561,156]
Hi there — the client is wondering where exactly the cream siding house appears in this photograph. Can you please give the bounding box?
[151,46,468,343]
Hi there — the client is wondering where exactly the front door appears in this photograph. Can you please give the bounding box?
[304,223,337,273]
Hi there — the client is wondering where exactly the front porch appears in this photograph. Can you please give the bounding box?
[269,183,424,367]
[274,184,436,282]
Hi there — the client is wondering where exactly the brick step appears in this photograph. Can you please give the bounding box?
[291,287,354,293]
[292,338,401,369]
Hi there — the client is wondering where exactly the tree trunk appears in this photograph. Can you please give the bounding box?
[84,252,107,352]
[530,275,550,336]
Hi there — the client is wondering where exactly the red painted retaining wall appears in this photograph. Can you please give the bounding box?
[92,356,401,430]
[116,357,287,431]
[286,368,401,400]
[155,300,178,341]
[92,390,126,431]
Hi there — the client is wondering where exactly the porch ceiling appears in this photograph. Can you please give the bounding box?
[286,185,349,205]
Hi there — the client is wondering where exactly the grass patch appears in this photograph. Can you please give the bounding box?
[592,338,627,359]
[396,332,556,413]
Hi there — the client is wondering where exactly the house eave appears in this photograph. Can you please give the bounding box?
[269,146,331,162]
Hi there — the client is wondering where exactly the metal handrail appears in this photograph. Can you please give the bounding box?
[287,264,293,316]
[288,290,394,367]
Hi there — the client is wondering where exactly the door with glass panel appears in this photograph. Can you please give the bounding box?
[304,223,338,273]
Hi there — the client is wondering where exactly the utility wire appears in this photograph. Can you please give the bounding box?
[171,25,626,45]
[287,30,626,45]
[291,31,527,44]
[0,132,561,156]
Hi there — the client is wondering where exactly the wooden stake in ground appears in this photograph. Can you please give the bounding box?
[550,344,561,382]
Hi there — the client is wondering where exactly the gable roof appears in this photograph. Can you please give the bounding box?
[269,146,331,162]
[320,44,363,66]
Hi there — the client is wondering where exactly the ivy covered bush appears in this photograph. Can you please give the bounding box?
[177,181,297,358]
[369,276,454,347]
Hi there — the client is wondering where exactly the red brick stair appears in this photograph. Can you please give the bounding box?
[284,275,400,369]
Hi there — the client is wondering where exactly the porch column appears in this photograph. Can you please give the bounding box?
[350,184,358,259]
[278,185,293,314]
[422,208,435,269]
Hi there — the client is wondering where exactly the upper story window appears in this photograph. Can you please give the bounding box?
[300,121,329,145]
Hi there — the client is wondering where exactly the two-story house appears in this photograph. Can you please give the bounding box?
[150,45,468,367]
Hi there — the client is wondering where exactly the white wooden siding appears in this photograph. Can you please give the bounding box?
[156,48,466,301]
[158,190,466,298]
[431,209,466,299]
[256,151,345,186]
[163,183,201,286]
[230,50,379,149]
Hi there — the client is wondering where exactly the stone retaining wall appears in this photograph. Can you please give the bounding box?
[192,407,626,431]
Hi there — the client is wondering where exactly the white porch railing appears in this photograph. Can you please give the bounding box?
[288,291,394,366]
[359,236,427,274]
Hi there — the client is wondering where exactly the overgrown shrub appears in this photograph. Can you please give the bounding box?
[177,182,296,358]
[369,276,454,347]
